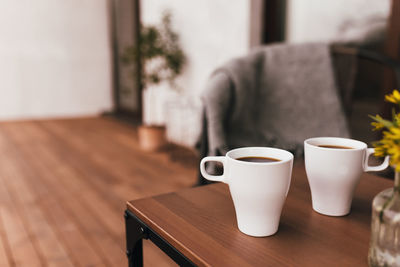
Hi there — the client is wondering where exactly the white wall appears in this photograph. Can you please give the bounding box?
[0,0,113,120]
[141,0,251,146]
[141,0,250,97]
[286,0,391,43]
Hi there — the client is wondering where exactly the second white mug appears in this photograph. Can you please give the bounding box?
[304,137,389,216]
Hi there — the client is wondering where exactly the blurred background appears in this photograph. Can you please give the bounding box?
[0,0,398,266]
[0,0,397,147]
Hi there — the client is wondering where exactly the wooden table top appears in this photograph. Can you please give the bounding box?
[126,163,393,266]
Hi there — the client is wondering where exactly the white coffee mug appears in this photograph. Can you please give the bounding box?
[200,147,293,237]
[304,137,390,216]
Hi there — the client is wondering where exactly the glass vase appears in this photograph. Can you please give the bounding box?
[368,171,400,267]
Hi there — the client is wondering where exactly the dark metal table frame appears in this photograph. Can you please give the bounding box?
[124,209,196,267]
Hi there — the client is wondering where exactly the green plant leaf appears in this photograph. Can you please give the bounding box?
[369,115,394,129]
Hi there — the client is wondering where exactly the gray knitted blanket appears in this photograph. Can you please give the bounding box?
[202,43,350,156]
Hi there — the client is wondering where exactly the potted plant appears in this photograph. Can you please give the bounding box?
[122,11,186,151]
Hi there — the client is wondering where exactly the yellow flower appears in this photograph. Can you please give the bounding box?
[391,156,400,172]
[383,127,400,141]
[392,127,400,135]
[394,113,400,126]
[388,146,400,160]
[374,145,386,157]
[385,89,400,104]
[369,114,394,130]
[370,89,400,170]
[371,121,384,131]
[396,165,400,172]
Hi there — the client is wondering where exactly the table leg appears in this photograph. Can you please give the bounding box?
[125,210,146,267]
[125,209,196,266]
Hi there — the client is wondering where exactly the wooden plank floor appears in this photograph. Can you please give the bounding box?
[0,117,198,266]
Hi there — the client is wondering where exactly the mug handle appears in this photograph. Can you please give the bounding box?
[363,148,390,172]
[200,156,226,183]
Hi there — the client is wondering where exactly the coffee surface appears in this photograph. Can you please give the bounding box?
[318,145,353,149]
[236,156,280,163]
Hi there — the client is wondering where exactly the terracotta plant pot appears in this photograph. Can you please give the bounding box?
[138,125,167,151]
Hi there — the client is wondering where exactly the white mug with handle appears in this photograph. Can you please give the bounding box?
[200,147,293,237]
[304,137,390,216]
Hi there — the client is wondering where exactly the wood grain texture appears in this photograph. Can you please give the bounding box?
[0,117,197,266]
[127,163,393,267]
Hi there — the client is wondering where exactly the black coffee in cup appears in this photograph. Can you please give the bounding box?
[236,156,280,163]
[318,145,353,149]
